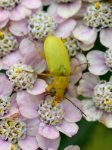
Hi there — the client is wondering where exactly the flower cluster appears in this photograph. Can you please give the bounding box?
[0,0,111,149]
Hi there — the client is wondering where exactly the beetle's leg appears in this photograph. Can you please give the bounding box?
[51,92,63,107]
[34,41,45,59]
[38,73,54,77]
[51,76,69,107]
[45,84,54,92]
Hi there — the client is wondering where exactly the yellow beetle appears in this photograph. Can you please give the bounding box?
[44,36,71,106]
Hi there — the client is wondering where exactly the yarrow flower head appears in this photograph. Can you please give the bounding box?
[0,118,26,144]
[38,99,64,125]
[93,82,112,113]
[78,73,112,128]
[84,2,112,30]
[16,90,82,149]
[6,64,37,91]
[28,11,57,40]
[0,30,18,58]
[0,0,21,10]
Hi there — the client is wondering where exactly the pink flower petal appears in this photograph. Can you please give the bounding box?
[19,106,39,119]
[48,3,65,23]
[73,25,97,45]
[56,121,79,137]
[67,82,77,97]
[87,50,109,75]
[2,51,23,69]
[0,74,13,96]
[9,20,28,36]
[55,19,77,38]
[63,100,82,123]
[10,5,31,21]
[0,137,12,150]
[100,28,112,48]
[22,0,42,9]
[19,39,47,70]
[1,106,19,119]
[70,58,82,84]
[0,10,10,22]
[82,100,103,121]
[36,131,60,150]
[26,118,40,136]
[75,53,87,71]
[18,136,38,150]
[17,91,43,106]
[19,38,36,55]
[100,113,112,128]
[57,0,82,19]
[64,145,80,150]
[0,19,9,29]
[78,41,94,51]
[77,72,99,97]
[17,91,43,118]
[39,123,59,139]
[27,79,47,95]
[75,2,89,18]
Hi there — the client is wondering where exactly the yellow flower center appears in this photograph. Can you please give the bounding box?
[95,2,101,9]
[0,32,4,39]
[104,99,111,105]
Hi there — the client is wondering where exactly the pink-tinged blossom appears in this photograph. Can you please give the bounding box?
[87,50,112,75]
[0,116,39,150]
[64,145,80,150]
[82,2,112,48]
[16,91,82,149]
[0,0,42,28]
[78,72,112,128]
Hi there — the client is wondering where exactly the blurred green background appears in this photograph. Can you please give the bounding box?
[59,119,112,150]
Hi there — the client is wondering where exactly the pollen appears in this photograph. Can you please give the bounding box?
[104,99,111,105]
[0,32,4,39]
[38,98,64,125]
[93,82,112,112]
[95,2,100,9]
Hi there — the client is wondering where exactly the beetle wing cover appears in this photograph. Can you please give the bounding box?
[44,36,71,76]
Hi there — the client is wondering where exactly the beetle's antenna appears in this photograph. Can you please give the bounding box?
[64,96,87,117]
[33,41,45,59]
[71,62,88,74]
